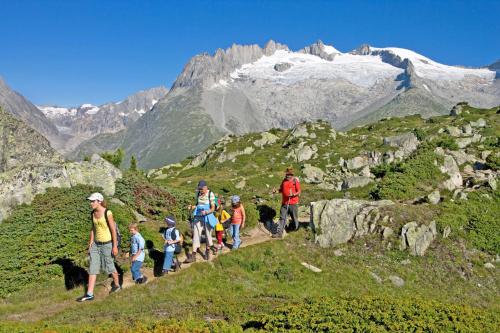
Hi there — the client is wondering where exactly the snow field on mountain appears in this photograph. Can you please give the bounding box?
[230,49,403,87]
[371,47,496,81]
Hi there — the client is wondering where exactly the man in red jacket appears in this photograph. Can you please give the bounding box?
[274,167,301,237]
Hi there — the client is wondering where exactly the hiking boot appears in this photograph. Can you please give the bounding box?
[138,276,148,284]
[173,259,181,272]
[183,252,196,264]
[210,245,218,255]
[76,293,94,302]
[109,283,121,294]
[196,249,207,260]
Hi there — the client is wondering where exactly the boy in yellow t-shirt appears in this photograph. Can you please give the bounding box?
[214,198,231,252]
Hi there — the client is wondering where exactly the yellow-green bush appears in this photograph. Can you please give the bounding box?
[247,296,500,332]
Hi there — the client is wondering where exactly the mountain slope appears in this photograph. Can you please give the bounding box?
[0,107,121,222]
[71,40,500,169]
[39,86,168,154]
[1,104,498,331]
[0,78,62,148]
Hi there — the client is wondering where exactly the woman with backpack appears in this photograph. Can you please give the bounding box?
[184,180,217,263]
[77,192,121,302]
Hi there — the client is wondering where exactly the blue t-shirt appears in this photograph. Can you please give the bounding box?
[163,227,180,253]
[130,232,145,262]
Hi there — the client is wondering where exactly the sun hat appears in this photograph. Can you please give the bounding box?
[231,195,241,204]
[197,180,207,189]
[164,216,176,226]
[87,192,104,202]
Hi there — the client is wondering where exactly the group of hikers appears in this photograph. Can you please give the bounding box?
[76,167,301,302]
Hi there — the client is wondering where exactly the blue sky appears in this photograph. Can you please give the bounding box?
[0,0,498,106]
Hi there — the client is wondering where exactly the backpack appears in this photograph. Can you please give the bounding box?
[197,190,219,210]
[167,228,183,255]
[282,177,300,193]
[91,208,122,249]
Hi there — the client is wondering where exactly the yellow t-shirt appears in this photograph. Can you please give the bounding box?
[93,210,113,242]
[215,210,230,231]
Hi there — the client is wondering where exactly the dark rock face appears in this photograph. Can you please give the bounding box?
[0,78,61,147]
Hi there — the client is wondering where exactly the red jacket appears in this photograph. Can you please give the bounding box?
[280,177,301,205]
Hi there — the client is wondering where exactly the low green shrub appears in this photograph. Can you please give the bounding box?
[371,145,444,201]
[434,136,459,150]
[115,172,189,220]
[486,152,500,170]
[248,296,499,332]
[436,189,500,253]
[100,148,125,168]
[0,185,133,297]
[0,319,241,333]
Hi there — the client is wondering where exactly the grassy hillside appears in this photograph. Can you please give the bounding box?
[0,104,498,331]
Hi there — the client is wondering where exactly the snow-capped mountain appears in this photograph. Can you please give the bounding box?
[71,40,499,169]
[38,86,168,153]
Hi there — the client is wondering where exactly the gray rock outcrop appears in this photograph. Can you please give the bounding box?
[440,155,463,191]
[0,110,121,222]
[427,190,441,204]
[400,221,437,256]
[342,176,373,190]
[311,199,394,247]
[274,62,292,72]
[253,132,279,148]
[383,132,419,157]
[302,164,325,184]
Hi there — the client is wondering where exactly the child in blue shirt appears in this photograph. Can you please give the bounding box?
[128,223,147,284]
[162,216,181,275]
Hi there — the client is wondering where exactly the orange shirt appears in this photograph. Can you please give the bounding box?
[280,177,300,205]
[231,206,244,225]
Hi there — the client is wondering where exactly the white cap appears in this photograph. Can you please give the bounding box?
[87,192,104,202]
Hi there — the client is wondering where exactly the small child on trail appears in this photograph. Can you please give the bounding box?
[230,195,245,250]
[128,223,147,284]
[215,198,231,252]
[162,216,181,275]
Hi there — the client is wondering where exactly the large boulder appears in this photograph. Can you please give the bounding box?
[302,164,325,184]
[0,155,121,222]
[383,132,419,157]
[311,199,393,247]
[64,154,122,194]
[341,176,373,190]
[400,221,437,256]
[253,132,279,148]
[287,143,318,162]
[440,155,463,191]
[345,156,369,170]
[216,146,255,163]
[282,123,310,147]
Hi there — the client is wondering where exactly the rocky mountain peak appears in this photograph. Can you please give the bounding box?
[299,40,340,60]
[351,43,371,55]
[172,41,289,89]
